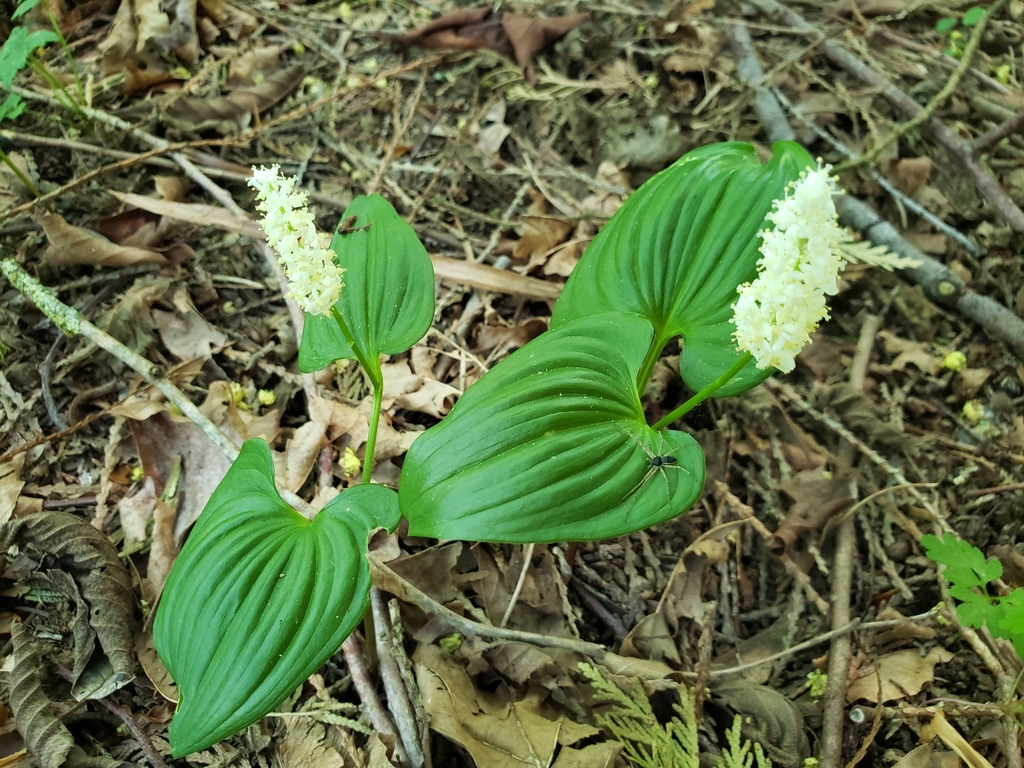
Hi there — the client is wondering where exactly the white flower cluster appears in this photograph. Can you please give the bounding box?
[732,164,846,373]
[249,165,343,316]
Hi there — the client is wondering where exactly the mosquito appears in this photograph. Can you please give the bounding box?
[617,426,694,520]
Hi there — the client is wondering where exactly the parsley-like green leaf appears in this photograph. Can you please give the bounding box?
[921,532,1001,589]
[0,26,58,88]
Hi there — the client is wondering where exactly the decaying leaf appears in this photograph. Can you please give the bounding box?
[1,513,136,700]
[161,64,306,134]
[846,647,954,704]
[0,453,25,526]
[714,681,810,768]
[415,644,600,768]
[36,211,167,268]
[394,8,589,85]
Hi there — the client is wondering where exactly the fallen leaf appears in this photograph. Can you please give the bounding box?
[273,716,349,768]
[36,211,167,268]
[0,453,25,527]
[162,65,306,134]
[109,190,264,239]
[394,8,589,85]
[847,647,954,703]
[414,644,599,768]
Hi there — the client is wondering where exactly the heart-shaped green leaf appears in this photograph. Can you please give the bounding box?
[399,312,705,542]
[299,195,434,372]
[153,439,401,757]
[551,141,813,397]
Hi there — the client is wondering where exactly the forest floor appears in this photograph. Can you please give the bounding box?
[1,0,1024,766]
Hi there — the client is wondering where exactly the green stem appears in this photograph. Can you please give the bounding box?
[27,58,87,122]
[652,353,754,431]
[43,6,84,103]
[0,146,41,198]
[362,357,383,486]
[330,306,382,486]
[635,332,667,400]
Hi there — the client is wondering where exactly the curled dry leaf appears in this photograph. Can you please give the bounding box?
[414,644,600,768]
[161,64,306,134]
[36,211,167,268]
[846,647,954,704]
[393,7,589,85]
[1,513,136,701]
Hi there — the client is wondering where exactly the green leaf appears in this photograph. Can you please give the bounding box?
[400,312,706,542]
[962,7,985,27]
[550,141,813,397]
[0,26,58,88]
[12,0,42,19]
[298,195,434,372]
[153,439,401,757]
[934,16,958,33]
[0,94,25,123]
[921,532,1001,589]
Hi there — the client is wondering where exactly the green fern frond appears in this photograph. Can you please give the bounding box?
[579,663,773,768]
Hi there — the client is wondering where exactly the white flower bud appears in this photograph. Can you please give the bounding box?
[249,165,344,316]
[732,163,846,373]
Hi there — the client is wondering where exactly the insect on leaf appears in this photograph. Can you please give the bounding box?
[400,312,705,542]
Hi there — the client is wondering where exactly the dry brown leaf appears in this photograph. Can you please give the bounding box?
[37,211,167,268]
[892,742,962,768]
[109,190,264,239]
[394,8,588,85]
[928,709,994,768]
[414,644,599,768]
[162,65,306,133]
[895,156,933,199]
[2,513,136,701]
[769,469,856,554]
[431,254,562,300]
[880,330,945,375]
[0,453,25,527]
[272,716,349,768]
[847,648,954,704]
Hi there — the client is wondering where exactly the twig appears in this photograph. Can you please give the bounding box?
[744,0,1024,232]
[52,662,169,768]
[684,611,938,682]
[370,587,424,768]
[0,259,318,519]
[367,70,427,197]
[340,633,402,756]
[835,0,1009,171]
[819,313,881,768]
[971,109,1024,155]
[768,85,980,256]
[370,551,608,660]
[478,180,532,263]
[500,543,535,628]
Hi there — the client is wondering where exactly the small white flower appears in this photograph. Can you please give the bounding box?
[732,163,846,373]
[249,165,344,316]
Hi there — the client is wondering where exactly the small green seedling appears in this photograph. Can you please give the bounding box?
[921,532,1024,659]
[935,7,986,58]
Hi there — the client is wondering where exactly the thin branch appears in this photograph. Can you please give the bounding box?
[340,633,403,757]
[972,108,1024,155]
[744,0,1024,232]
[0,259,318,519]
[370,587,425,768]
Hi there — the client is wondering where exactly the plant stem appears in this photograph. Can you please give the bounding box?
[0,146,41,198]
[43,4,84,104]
[330,306,382,486]
[652,353,753,431]
[635,331,667,401]
[363,357,383,486]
